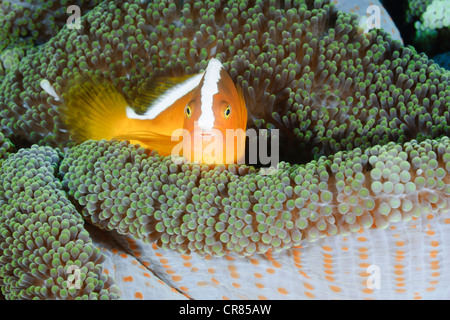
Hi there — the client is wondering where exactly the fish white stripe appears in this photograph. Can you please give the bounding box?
[198,58,223,130]
[126,73,204,120]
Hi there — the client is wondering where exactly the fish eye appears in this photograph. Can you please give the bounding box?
[224,105,231,119]
[185,105,192,119]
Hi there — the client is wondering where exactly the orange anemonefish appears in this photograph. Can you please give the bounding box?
[56,58,248,164]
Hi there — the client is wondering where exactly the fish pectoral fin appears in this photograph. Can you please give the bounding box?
[61,74,129,142]
[113,130,182,156]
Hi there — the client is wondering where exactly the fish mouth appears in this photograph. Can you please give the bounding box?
[189,129,221,141]
[183,128,244,165]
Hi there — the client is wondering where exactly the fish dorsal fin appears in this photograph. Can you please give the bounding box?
[127,73,204,120]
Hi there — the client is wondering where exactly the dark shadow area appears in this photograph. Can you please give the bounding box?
[382,1,413,46]
[244,127,317,169]
[5,134,33,151]
[382,0,450,57]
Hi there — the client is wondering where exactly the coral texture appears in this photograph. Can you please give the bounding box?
[406,0,433,23]
[1,0,447,159]
[414,0,450,52]
[0,0,102,80]
[332,0,403,43]
[60,137,449,257]
[405,0,450,56]
[0,131,14,161]
[0,145,119,299]
[419,0,450,31]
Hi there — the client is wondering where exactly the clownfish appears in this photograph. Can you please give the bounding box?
[56,58,248,164]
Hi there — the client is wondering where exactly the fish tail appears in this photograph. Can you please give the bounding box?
[61,74,129,142]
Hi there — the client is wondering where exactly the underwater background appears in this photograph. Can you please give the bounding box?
[0,0,449,300]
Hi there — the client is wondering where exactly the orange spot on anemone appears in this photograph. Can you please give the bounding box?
[278,288,289,295]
